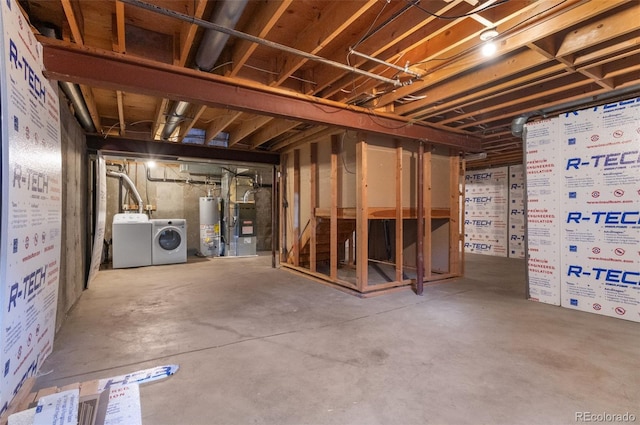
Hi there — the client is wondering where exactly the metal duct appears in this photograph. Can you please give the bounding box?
[195,0,249,72]
[59,82,96,132]
[161,0,248,140]
[107,171,144,214]
[36,23,96,133]
[511,83,640,138]
[161,100,191,140]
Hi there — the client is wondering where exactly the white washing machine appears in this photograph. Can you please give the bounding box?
[150,219,187,265]
[112,213,152,268]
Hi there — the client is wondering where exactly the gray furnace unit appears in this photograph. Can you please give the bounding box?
[231,202,257,256]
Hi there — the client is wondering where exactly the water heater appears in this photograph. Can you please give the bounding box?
[199,197,223,256]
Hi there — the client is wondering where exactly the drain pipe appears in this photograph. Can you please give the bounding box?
[161,0,249,140]
[107,170,144,214]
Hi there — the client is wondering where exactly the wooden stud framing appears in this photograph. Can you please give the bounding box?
[330,136,339,281]
[450,154,463,276]
[279,154,287,263]
[310,143,318,272]
[395,139,403,283]
[424,145,432,279]
[293,149,300,267]
[277,136,465,295]
[356,135,368,292]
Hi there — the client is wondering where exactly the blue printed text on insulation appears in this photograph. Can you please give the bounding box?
[8,39,47,104]
[567,265,639,285]
[465,196,492,204]
[464,220,492,226]
[566,151,640,170]
[465,173,492,181]
[464,243,492,251]
[7,265,48,312]
[566,211,640,225]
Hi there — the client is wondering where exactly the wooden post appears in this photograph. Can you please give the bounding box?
[424,145,432,279]
[395,139,403,283]
[293,149,300,267]
[272,165,277,268]
[330,136,339,281]
[279,154,287,263]
[450,153,462,276]
[416,141,424,295]
[310,143,318,272]
[356,135,368,292]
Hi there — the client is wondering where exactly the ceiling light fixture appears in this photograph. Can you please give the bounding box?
[479,28,499,57]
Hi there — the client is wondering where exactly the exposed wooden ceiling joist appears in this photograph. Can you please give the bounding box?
[40,38,482,151]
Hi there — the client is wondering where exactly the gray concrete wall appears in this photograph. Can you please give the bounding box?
[104,163,272,258]
[56,94,88,331]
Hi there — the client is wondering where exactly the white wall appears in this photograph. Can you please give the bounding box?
[525,97,640,322]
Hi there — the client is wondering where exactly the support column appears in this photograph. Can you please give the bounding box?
[416,141,425,295]
[356,135,368,292]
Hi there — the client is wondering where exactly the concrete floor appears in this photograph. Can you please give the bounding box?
[35,253,639,425]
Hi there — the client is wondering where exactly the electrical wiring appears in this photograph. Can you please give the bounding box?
[407,0,511,20]
[411,0,569,69]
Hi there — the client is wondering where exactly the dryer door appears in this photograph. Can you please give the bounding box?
[157,227,182,251]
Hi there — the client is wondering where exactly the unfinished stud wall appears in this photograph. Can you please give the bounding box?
[280,131,464,295]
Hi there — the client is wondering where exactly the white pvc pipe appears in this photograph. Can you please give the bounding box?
[107,171,144,214]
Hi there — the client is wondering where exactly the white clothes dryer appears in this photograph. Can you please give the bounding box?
[150,219,187,265]
[112,213,152,268]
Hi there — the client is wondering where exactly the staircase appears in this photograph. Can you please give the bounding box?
[292,218,356,267]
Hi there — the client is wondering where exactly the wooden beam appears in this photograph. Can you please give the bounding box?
[79,84,102,132]
[116,90,126,135]
[310,143,318,273]
[377,0,627,107]
[273,126,331,152]
[229,115,274,146]
[205,110,243,143]
[229,0,294,77]
[293,149,300,267]
[273,0,378,87]
[249,119,300,149]
[449,152,465,276]
[152,98,169,140]
[113,1,126,53]
[39,38,481,151]
[449,154,461,276]
[86,135,280,164]
[279,154,288,263]
[356,135,368,292]
[178,105,208,143]
[178,0,208,67]
[60,0,84,45]
[424,146,432,278]
[330,136,339,281]
[395,140,403,283]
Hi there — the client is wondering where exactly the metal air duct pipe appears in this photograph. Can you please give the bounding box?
[107,170,144,214]
[59,82,96,132]
[195,0,249,72]
[511,83,640,138]
[161,0,249,140]
[36,23,96,133]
